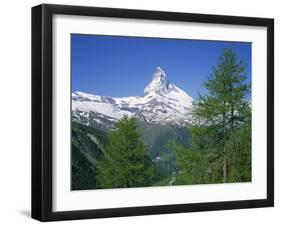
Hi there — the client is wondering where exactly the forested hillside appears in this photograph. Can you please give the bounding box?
[71,122,107,190]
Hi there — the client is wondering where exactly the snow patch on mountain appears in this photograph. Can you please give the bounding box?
[144,67,170,95]
[72,67,194,127]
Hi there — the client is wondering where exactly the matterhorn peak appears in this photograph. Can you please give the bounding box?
[144,67,171,95]
[72,66,194,128]
[153,66,167,80]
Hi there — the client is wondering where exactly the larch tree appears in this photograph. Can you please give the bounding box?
[171,47,251,184]
[193,47,250,183]
[96,116,154,188]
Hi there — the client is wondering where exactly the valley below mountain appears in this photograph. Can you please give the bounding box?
[72,67,194,189]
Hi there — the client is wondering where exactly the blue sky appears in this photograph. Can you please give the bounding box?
[72,34,251,99]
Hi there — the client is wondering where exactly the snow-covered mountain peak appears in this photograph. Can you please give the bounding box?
[144,67,171,95]
[153,66,167,80]
[72,67,194,128]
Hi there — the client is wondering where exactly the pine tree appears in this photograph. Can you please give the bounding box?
[96,116,154,188]
[193,47,250,182]
[171,47,251,184]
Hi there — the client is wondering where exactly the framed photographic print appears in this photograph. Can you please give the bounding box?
[31,4,274,221]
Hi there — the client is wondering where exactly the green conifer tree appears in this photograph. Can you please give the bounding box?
[96,116,154,188]
[172,47,251,184]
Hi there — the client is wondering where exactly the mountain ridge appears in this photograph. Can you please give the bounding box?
[72,67,193,129]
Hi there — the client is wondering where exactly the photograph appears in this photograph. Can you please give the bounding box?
[29,2,274,222]
[71,34,252,191]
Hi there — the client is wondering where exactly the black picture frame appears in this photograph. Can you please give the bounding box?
[32,4,274,222]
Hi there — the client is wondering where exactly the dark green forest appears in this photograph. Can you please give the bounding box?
[71,47,251,190]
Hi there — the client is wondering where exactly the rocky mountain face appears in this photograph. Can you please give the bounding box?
[72,67,193,130]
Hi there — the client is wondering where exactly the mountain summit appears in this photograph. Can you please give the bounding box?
[72,67,193,129]
[144,67,170,95]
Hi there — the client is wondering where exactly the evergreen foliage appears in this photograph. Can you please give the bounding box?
[96,116,155,188]
[171,47,251,184]
[71,122,107,190]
